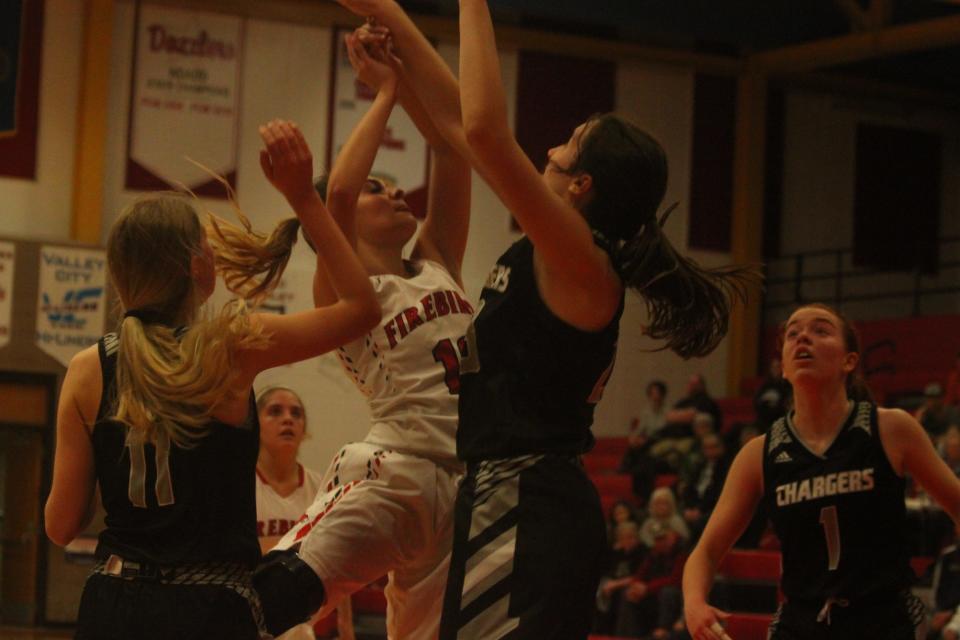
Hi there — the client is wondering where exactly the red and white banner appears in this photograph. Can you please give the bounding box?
[0,242,14,348]
[126,4,243,198]
[328,27,429,217]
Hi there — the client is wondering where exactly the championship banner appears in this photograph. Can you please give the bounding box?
[0,0,42,179]
[126,4,243,198]
[0,242,14,348]
[35,247,107,367]
[328,27,429,217]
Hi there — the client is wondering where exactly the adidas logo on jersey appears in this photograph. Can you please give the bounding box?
[774,451,792,464]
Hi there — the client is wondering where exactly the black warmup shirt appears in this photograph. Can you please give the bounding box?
[457,237,624,462]
[92,331,260,568]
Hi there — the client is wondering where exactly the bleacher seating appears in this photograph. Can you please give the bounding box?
[725,612,775,639]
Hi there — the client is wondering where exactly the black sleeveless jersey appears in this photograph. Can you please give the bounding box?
[457,237,624,462]
[761,401,911,604]
[92,332,260,568]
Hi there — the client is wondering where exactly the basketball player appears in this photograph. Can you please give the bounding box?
[326,1,755,637]
[684,303,960,640]
[255,386,325,639]
[252,29,473,640]
[43,120,379,639]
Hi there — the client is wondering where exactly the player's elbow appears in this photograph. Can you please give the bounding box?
[45,512,80,547]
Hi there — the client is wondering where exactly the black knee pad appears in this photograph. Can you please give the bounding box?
[253,549,326,637]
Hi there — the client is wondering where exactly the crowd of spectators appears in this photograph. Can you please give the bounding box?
[594,350,960,638]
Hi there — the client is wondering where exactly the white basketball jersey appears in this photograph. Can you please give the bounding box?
[336,260,474,468]
[255,464,324,539]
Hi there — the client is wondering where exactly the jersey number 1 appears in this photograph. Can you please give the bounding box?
[433,327,480,394]
[819,505,840,571]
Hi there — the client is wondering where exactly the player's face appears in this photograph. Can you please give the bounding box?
[355,178,418,249]
[544,122,590,203]
[258,390,306,453]
[781,307,858,391]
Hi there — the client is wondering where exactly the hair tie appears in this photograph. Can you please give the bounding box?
[123,308,172,326]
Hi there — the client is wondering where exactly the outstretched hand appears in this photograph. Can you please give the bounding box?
[344,31,398,94]
[258,120,316,209]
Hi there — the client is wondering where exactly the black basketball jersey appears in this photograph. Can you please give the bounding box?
[457,237,624,462]
[762,401,911,604]
[92,332,260,568]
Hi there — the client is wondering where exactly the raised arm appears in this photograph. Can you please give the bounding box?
[347,10,474,281]
[683,436,765,640]
[460,0,621,326]
[307,34,399,307]
[338,1,471,160]
[240,120,380,375]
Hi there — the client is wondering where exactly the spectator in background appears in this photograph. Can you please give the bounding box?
[595,521,647,634]
[255,386,334,640]
[946,351,960,408]
[615,523,686,639]
[640,487,690,548]
[620,383,672,503]
[754,357,792,430]
[917,383,960,442]
[651,376,722,471]
[607,499,641,542]
[681,433,731,543]
[930,527,960,640]
[666,374,723,438]
[637,380,669,439]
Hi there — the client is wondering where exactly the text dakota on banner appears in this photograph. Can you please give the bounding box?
[126,4,243,198]
[0,242,13,348]
[35,247,107,367]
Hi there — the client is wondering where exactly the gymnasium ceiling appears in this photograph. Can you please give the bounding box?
[408,0,960,103]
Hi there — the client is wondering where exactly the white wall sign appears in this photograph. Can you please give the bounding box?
[126,4,243,197]
[35,246,107,366]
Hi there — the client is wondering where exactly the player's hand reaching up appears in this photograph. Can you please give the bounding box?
[258,120,316,210]
[344,31,398,95]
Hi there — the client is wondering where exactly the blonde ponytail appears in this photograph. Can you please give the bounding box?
[107,192,295,448]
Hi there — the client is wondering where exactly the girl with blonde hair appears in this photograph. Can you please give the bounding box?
[44,120,379,640]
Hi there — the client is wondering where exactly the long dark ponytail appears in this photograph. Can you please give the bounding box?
[567,113,759,359]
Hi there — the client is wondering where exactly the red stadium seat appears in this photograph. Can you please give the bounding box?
[590,473,633,498]
[724,612,774,640]
[718,549,781,582]
[592,437,629,455]
[582,452,624,474]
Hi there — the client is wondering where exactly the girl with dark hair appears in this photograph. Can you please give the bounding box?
[329,1,754,637]
[328,0,757,637]
[251,25,474,640]
[43,121,379,640]
[684,303,960,640]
